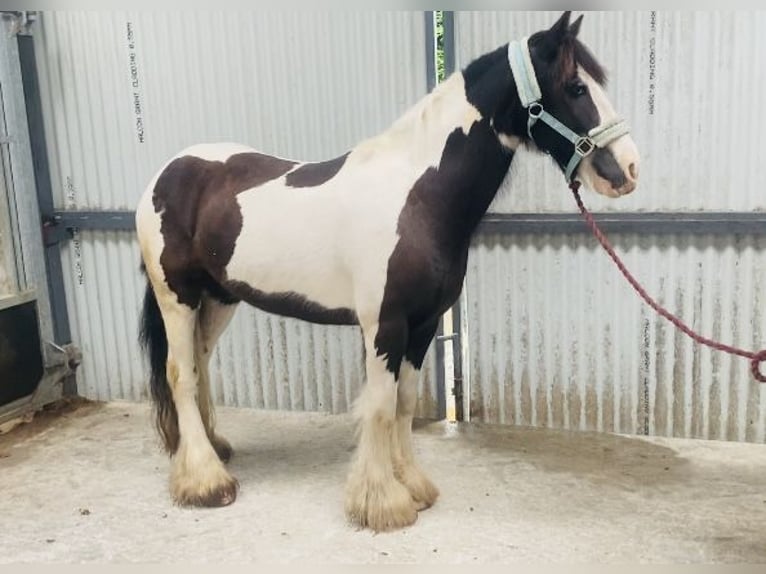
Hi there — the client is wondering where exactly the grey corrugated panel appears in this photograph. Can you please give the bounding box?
[454,11,766,213]
[465,232,766,443]
[37,11,437,416]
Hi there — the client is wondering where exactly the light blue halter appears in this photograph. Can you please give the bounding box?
[507,37,630,182]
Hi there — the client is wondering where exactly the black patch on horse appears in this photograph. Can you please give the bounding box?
[462,45,514,119]
[152,152,295,308]
[375,120,513,378]
[224,280,358,325]
[285,153,350,188]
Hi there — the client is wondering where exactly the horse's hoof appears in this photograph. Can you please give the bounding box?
[211,434,233,464]
[173,476,239,508]
[345,476,418,532]
[395,465,439,511]
[171,459,239,508]
[199,478,238,507]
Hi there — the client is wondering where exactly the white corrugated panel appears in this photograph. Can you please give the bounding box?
[455,11,766,213]
[36,11,428,208]
[465,233,766,443]
[37,12,439,417]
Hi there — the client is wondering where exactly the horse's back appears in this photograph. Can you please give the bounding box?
[176,142,260,162]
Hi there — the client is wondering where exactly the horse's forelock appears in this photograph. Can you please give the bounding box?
[529,32,607,89]
[541,36,608,89]
[569,38,607,86]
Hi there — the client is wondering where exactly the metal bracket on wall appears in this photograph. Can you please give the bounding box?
[478,212,766,236]
[45,340,82,370]
[41,210,137,246]
[41,213,68,246]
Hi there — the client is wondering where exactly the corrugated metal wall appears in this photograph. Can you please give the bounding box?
[466,233,766,443]
[34,11,440,417]
[457,11,766,441]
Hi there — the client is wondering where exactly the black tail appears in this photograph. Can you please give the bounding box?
[138,265,179,454]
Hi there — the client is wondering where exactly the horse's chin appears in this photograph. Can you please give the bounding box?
[592,184,623,199]
[576,173,628,199]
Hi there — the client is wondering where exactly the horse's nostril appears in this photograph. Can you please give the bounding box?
[628,162,639,180]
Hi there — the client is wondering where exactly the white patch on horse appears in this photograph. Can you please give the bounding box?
[136,162,170,298]
[492,117,522,150]
[577,67,640,196]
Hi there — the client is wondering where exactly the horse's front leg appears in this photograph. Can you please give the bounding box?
[391,319,440,510]
[345,319,418,531]
[392,360,440,511]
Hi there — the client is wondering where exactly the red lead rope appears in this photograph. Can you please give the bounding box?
[569,181,766,383]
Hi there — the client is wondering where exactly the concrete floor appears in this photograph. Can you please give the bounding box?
[0,400,765,563]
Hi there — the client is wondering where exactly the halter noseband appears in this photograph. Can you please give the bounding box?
[507,37,630,182]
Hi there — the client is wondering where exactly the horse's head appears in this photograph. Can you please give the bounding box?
[497,12,640,197]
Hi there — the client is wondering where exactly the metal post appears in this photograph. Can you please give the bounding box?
[424,11,436,94]
[439,11,465,421]
[442,11,455,79]
[434,315,446,420]
[17,33,72,350]
[17,29,78,397]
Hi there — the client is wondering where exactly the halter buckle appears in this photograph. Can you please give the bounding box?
[528,102,544,119]
[574,136,595,157]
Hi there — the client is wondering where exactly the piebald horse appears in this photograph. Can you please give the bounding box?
[137,12,639,531]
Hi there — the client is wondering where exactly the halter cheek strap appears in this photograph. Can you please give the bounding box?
[507,38,630,183]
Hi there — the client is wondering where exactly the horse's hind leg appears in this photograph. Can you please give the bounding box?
[392,320,440,511]
[195,294,238,463]
[153,279,238,507]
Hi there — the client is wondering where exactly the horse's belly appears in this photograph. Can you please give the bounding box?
[224,194,356,314]
[225,240,354,310]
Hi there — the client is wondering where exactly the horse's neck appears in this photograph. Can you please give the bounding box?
[354,53,517,245]
[392,69,516,243]
[431,111,514,243]
[421,49,521,242]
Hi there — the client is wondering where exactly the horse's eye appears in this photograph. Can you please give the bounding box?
[568,83,588,98]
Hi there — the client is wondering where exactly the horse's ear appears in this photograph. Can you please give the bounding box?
[547,11,571,42]
[569,14,583,38]
[535,11,572,61]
